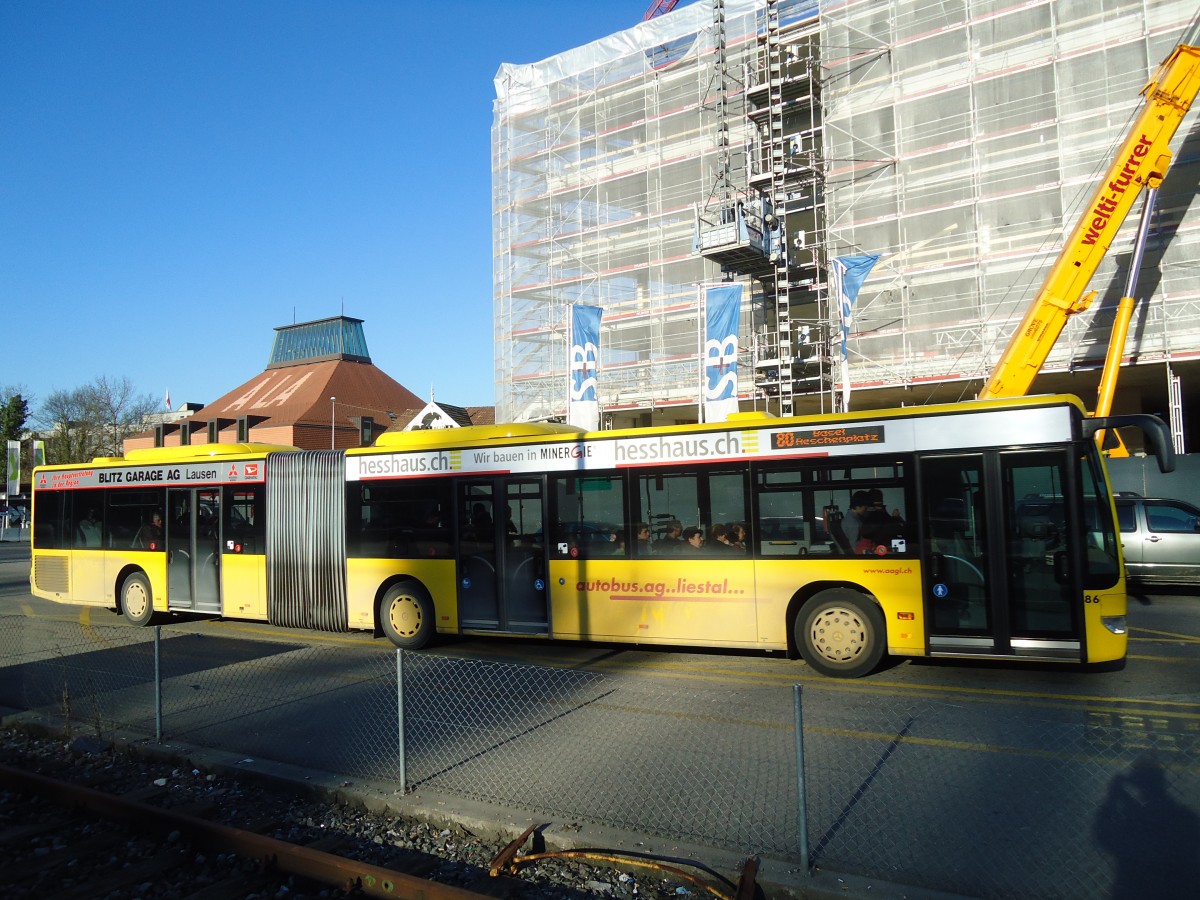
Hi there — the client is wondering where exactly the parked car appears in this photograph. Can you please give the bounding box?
[1114,496,1200,586]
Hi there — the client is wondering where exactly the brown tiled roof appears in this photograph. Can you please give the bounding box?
[194,359,422,428]
[465,406,496,426]
[125,362,494,451]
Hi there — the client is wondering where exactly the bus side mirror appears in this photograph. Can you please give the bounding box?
[1084,414,1176,473]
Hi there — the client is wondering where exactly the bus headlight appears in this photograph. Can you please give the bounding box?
[1102,615,1127,635]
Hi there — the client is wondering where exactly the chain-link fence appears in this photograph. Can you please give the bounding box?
[0,613,161,738]
[398,652,801,857]
[0,615,404,783]
[799,683,1200,899]
[3,613,1199,899]
[157,637,404,783]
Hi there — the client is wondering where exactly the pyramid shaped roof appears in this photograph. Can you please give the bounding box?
[126,316,426,451]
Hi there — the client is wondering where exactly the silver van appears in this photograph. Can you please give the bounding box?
[1114,496,1200,586]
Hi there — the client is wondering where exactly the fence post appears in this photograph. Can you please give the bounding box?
[396,649,406,794]
[794,683,810,875]
[154,626,163,743]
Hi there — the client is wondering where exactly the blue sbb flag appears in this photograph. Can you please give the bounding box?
[830,254,879,410]
[569,304,602,430]
[704,284,742,422]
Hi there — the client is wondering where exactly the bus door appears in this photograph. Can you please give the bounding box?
[919,451,1078,659]
[166,487,222,614]
[998,449,1078,653]
[456,479,548,634]
[920,455,993,652]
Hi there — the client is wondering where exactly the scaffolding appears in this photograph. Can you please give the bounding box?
[494,0,1200,437]
[821,0,1200,408]
[493,0,821,425]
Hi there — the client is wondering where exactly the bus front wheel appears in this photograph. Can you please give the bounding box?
[380,581,435,650]
[796,589,885,678]
[121,572,155,627]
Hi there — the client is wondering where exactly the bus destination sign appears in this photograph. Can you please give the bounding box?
[38,461,267,491]
[770,425,885,451]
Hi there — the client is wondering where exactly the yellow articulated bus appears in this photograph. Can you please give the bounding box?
[29,395,1172,677]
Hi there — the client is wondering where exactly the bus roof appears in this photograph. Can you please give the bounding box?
[591,393,1088,441]
[34,442,299,472]
[123,443,298,462]
[368,422,586,452]
[361,395,1087,454]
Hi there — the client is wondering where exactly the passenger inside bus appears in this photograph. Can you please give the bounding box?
[635,522,652,555]
[681,526,705,555]
[608,530,627,556]
[707,522,741,553]
[652,519,683,554]
[831,492,872,554]
[77,508,101,548]
[727,522,747,550]
[861,488,907,554]
[134,511,163,549]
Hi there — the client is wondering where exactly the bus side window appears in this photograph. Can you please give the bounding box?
[33,490,67,549]
[861,488,908,555]
[106,491,163,551]
[550,473,626,558]
[224,486,263,554]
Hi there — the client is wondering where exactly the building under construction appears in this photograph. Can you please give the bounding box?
[492,0,1200,450]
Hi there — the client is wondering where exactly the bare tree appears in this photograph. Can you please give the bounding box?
[85,375,160,457]
[38,388,100,465]
[36,377,159,465]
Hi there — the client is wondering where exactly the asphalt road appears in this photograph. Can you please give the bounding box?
[3,540,1198,899]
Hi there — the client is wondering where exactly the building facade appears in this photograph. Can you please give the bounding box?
[493,0,1200,450]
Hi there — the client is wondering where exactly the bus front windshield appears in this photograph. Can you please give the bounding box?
[1082,446,1121,588]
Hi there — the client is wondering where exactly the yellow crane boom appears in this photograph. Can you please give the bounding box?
[978,14,1200,400]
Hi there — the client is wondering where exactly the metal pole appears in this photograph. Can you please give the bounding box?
[698,284,706,423]
[154,626,162,743]
[564,306,570,423]
[329,397,336,450]
[396,649,406,794]
[793,683,810,875]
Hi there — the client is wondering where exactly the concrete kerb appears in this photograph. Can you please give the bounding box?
[1,709,971,900]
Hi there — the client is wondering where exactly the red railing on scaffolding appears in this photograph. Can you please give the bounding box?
[643,0,680,21]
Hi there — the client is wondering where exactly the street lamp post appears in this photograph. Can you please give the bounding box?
[330,396,336,450]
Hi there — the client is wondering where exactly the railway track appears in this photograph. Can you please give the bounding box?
[0,761,497,899]
[0,729,761,900]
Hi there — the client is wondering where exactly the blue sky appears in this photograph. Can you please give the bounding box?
[1,0,656,417]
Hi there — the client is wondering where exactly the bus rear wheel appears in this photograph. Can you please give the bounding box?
[380,581,435,650]
[121,572,155,627]
[796,589,885,678]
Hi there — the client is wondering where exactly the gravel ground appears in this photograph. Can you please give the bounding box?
[0,726,749,899]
